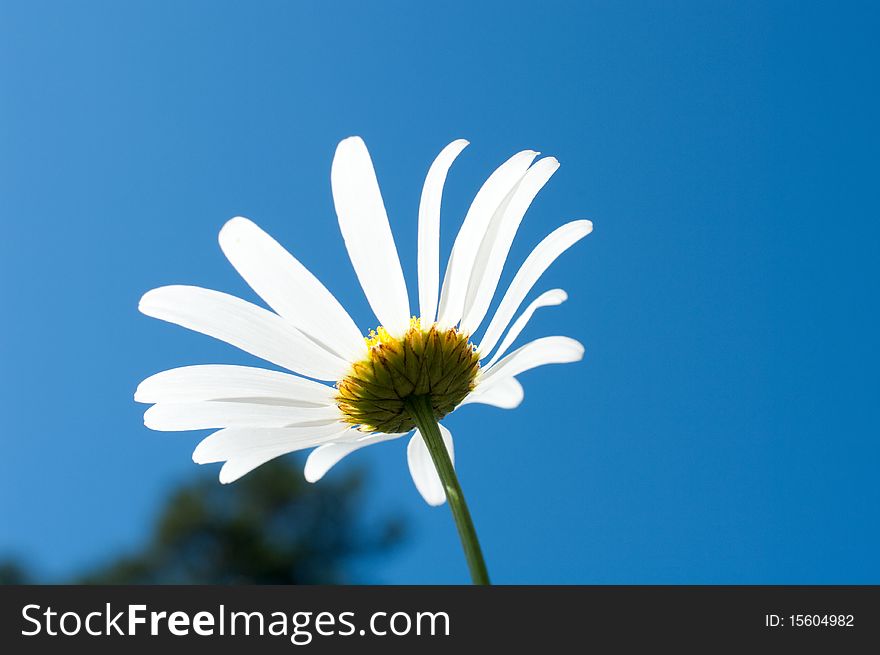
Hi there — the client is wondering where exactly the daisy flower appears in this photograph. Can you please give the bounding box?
[136,137,592,583]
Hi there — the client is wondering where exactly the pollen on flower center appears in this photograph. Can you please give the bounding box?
[335,318,480,433]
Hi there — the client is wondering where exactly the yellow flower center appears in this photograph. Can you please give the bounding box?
[336,318,480,433]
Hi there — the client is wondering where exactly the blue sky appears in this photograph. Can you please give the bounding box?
[1,1,878,583]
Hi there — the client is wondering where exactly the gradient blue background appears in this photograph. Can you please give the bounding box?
[1,1,878,583]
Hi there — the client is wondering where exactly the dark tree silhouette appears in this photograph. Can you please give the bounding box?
[0,458,403,585]
[0,561,30,585]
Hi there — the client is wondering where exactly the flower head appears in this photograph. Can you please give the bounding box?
[337,319,480,434]
[136,137,592,506]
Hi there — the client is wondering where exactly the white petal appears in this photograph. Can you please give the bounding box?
[135,365,336,405]
[193,424,351,464]
[418,139,469,323]
[139,286,349,381]
[220,428,365,484]
[303,441,364,483]
[218,444,302,484]
[304,431,404,483]
[436,149,539,328]
[143,401,342,431]
[481,336,584,382]
[331,136,410,335]
[483,289,567,366]
[218,217,366,362]
[459,376,524,409]
[478,220,592,356]
[407,425,454,506]
[460,157,560,335]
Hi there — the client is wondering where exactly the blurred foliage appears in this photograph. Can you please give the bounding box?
[0,561,31,585]
[3,458,404,584]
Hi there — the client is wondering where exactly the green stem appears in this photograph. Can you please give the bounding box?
[405,394,490,585]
